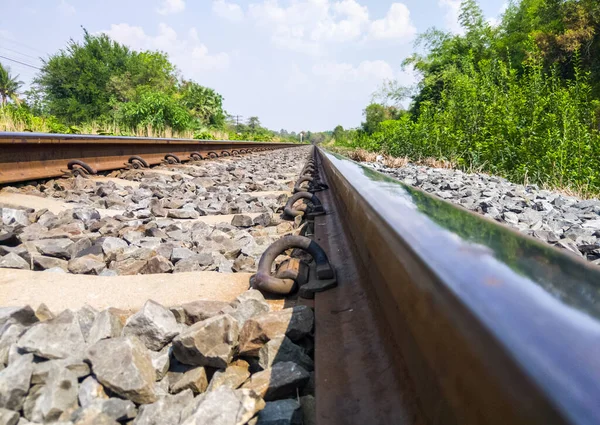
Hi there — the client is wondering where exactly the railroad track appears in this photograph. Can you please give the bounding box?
[0,133,599,425]
[0,132,296,184]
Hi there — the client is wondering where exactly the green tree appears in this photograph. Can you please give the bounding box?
[362,103,402,134]
[35,29,177,123]
[247,116,261,131]
[333,125,345,141]
[178,80,225,127]
[0,63,23,106]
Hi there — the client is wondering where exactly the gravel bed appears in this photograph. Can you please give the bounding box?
[366,160,600,263]
[0,147,315,424]
[0,291,314,424]
[0,147,310,276]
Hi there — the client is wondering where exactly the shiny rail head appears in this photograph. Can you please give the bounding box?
[0,131,303,145]
[318,148,600,425]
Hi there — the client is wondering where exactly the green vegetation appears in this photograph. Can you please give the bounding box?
[0,29,295,142]
[334,0,600,193]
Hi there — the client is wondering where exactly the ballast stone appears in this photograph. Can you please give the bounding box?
[172,314,240,369]
[86,337,157,404]
[241,362,310,401]
[256,399,303,425]
[122,300,180,351]
[17,310,85,360]
[238,306,314,356]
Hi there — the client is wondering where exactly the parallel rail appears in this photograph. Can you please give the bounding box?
[0,132,299,184]
[310,147,600,425]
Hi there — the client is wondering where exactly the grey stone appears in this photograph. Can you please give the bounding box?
[31,239,74,259]
[167,210,199,219]
[85,398,137,422]
[149,344,171,381]
[229,299,270,328]
[68,254,106,275]
[180,300,230,324]
[258,337,314,371]
[122,300,180,351]
[171,247,196,263]
[172,314,240,368]
[173,254,213,273]
[256,399,302,425]
[78,376,108,408]
[32,255,69,271]
[132,389,193,425]
[86,337,157,404]
[180,387,265,425]
[239,306,314,356]
[0,353,33,411]
[253,213,272,227]
[86,308,125,345]
[75,305,98,342]
[140,256,173,274]
[503,211,519,225]
[241,362,310,401]
[170,366,208,394]
[32,357,90,384]
[17,310,85,360]
[29,368,78,423]
[109,258,147,275]
[0,408,18,425]
[0,306,38,327]
[0,253,30,270]
[2,208,30,227]
[100,237,128,260]
[206,363,250,392]
[231,215,253,228]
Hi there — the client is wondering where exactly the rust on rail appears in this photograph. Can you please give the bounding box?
[0,132,299,184]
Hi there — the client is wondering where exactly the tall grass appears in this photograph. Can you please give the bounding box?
[340,53,600,193]
[0,106,245,141]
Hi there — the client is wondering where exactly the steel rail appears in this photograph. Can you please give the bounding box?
[0,132,300,184]
[311,146,600,425]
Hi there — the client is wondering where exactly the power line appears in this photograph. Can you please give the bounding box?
[0,34,47,55]
[0,46,42,61]
[0,55,41,70]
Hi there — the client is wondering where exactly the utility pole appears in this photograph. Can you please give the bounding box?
[230,115,243,133]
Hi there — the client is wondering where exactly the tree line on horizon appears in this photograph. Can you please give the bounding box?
[0,29,319,142]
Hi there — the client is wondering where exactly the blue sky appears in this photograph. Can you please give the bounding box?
[0,0,507,132]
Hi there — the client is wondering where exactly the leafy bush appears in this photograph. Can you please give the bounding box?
[193,131,215,140]
[119,91,192,132]
[344,52,600,191]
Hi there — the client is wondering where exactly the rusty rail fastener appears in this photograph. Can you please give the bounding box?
[255,235,335,295]
[190,152,203,161]
[165,154,180,164]
[294,175,328,193]
[284,191,325,218]
[128,156,149,169]
[67,160,97,176]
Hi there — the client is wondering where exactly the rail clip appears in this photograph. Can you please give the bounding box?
[254,235,337,298]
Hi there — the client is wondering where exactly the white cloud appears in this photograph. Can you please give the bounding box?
[58,0,75,16]
[247,0,415,54]
[368,3,416,40]
[213,0,244,21]
[102,23,230,72]
[438,0,463,34]
[157,0,185,15]
[312,60,395,83]
[487,2,508,28]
